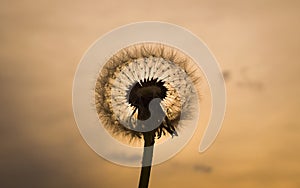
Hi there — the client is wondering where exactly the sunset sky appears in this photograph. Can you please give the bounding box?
[1,0,300,187]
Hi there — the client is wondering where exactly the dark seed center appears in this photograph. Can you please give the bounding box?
[128,79,167,120]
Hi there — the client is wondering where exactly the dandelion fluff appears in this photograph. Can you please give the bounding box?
[95,43,200,142]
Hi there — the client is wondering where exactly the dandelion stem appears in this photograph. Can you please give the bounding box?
[138,132,155,188]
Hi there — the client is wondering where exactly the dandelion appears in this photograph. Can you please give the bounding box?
[95,43,200,188]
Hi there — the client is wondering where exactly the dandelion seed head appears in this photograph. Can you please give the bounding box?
[95,43,200,143]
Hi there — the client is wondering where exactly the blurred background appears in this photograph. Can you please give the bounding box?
[1,0,300,187]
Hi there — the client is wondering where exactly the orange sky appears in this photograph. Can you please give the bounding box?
[1,0,300,187]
